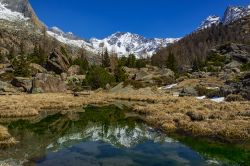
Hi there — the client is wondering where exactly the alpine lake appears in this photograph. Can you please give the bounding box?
[0,105,249,166]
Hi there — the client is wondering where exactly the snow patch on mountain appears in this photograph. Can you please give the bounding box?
[223,5,250,24]
[47,28,179,57]
[198,4,250,30]
[47,124,175,150]
[90,32,179,57]
[0,2,29,22]
[47,27,94,52]
[198,15,221,30]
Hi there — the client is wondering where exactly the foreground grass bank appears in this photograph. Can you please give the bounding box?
[0,92,249,143]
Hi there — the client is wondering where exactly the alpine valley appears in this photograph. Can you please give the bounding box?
[0,1,250,166]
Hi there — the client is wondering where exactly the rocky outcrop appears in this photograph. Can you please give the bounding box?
[213,43,250,64]
[32,73,67,93]
[124,66,175,86]
[0,0,44,29]
[29,63,47,75]
[0,64,13,76]
[0,81,17,93]
[11,77,32,92]
[46,49,70,74]
[67,65,81,76]
[220,72,250,100]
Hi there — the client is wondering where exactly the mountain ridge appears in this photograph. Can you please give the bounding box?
[47,27,180,58]
[198,4,250,30]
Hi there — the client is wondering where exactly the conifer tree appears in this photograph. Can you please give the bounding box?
[166,51,178,73]
[102,49,111,68]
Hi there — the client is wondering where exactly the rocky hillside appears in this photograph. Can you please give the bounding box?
[152,14,250,68]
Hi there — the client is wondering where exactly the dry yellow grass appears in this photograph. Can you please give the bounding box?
[108,93,250,142]
[0,92,249,142]
[0,125,17,148]
[0,93,113,118]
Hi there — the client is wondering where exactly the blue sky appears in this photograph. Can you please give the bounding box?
[30,0,249,39]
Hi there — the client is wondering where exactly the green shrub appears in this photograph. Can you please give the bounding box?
[114,66,128,82]
[206,65,219,72]
[206,53,226,67]
[72,58,89,74]
[86,66,115,89]
[12,55,31,77]
[29,45,47,66]
[135,59,147,69]
[241,62,250,71]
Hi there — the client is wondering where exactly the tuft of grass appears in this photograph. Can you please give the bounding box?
[0,125,17,149]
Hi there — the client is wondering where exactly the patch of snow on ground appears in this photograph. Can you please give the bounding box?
[162,84,178,90]
[210,97,225,103]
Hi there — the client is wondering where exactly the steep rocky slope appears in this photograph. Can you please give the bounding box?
[0,0,44,29]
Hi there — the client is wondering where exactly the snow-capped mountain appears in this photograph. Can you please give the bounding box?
[223,5,250,24]
[0,0,43,28]
[198,15,221,30]
[47,28,179,57]
[198,4,250,30]
[90,32,179,57]
[46,123,174,151]
[0,2,29,21]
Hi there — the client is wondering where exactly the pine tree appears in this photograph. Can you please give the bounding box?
[102,49,111,68]
[166,51,178,73]
[127,54,136,68]
[114,65,127,82]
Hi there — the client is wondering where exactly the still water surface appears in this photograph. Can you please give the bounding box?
[0,105,249,166]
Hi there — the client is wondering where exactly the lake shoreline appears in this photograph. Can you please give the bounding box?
[0,92,249,145]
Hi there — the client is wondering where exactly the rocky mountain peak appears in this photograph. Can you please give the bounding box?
[198,4,250,31]
[198,15,221,30]
[0,0,44,29]
[222,5,249,24]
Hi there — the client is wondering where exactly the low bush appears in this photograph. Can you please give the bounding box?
[86,66,115,89]
[241,62,250,71]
